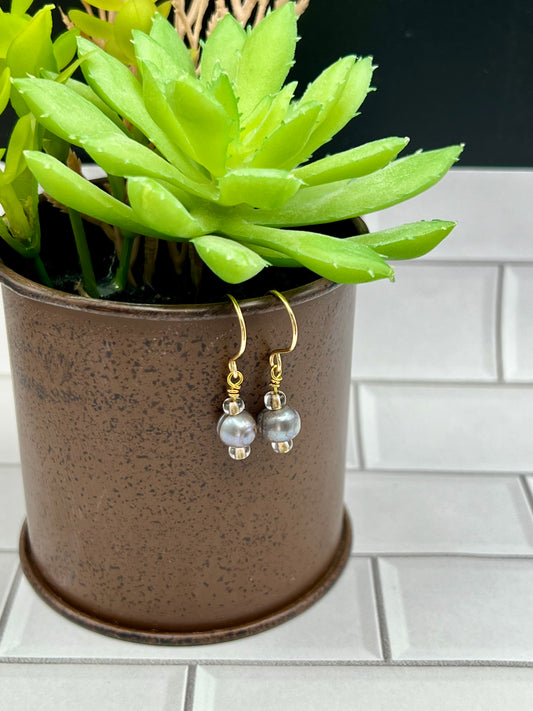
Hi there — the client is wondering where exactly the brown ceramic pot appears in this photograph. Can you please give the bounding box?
[0,264,354,644]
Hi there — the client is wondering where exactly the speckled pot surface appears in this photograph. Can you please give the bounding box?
[0,264,355,644]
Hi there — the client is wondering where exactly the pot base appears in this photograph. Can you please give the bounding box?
[19,511,352,646]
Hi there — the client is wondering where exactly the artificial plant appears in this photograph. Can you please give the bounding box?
[1,0,462,301]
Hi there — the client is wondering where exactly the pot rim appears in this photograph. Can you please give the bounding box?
[0,259,341,320]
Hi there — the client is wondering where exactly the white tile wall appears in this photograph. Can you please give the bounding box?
[346,472,533,554]
[502,265,533,382]
[370,168,533,261]
[0,559,382,661]
[0,552,18,614]
[359,384,533,472]
[0,664,188,711]
[352,264,498,381]
[0,466,25,551]
[0,377,19,464]
[379,556,533,661]
[194,666,533,711]
[2,168,533,705]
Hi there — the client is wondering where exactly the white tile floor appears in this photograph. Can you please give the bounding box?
[2,169,533,708]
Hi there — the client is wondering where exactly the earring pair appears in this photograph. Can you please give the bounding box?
[217,291,302,461]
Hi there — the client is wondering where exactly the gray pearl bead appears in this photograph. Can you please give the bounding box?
[258,405,301,443]
[218,410,257,447]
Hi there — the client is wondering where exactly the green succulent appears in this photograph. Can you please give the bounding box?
[6,2,461,298]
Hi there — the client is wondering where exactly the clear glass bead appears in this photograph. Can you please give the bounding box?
[272,440,293,454]
[218,410,256,447]
[264,390,286,411]
[223,397,244,416]
[229,446,251,460]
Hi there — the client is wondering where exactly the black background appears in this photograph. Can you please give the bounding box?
[1,0,532,166]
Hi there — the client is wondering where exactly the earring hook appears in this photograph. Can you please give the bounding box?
[227,294,247,363]
[269,290,298,357]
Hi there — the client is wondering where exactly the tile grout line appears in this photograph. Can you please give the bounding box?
[370,557,392,662]
[0,564,21,644]
[1,657,533,668]
[353,552,533,560]
[350,378,533,388]
[352,383,366,471]
[183,664,197,711]
[495,264,505,382]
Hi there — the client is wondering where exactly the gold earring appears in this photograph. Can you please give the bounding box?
[257,290,301,454]
[217,295,257,460]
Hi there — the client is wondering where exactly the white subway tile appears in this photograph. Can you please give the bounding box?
[380,556,533,661]
[0,466,25,550]
[352,265,498,380]
[368,168,533,261]
[0,290,11,375]
[0,377,19,464]
[0,559,381,661]
[360,384,533,472]
[346,472,533,554]
[502,266,533,381]
[0,552,18,615]
[0,664,187,711]
[194,665,533,711]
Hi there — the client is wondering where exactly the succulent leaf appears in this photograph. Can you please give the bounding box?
[127,176,206,238]
[294,137,409,186]
[243,145,464,226]
[0,14,29,57]
[218,168,302,208]
[140,66,199,167]
[192,235,268,283]
[0,68,10,114]
[348,219,456,260]
[297,56,353,109]
[237,82,297,160]
[81,0,124,10]
[2,113,35,183]
[210,72,240,140]
[149,13,195,77]
[11,0,34,15]
[52,28,81,71]
[133,29,189,83]
[246,245,300,268]
[168,75,233,177]
[113,0,157,65]
[6,6,56,80]
[250,102,321,170]
[68,11,115,42]
[77,38,208,185]
[64,78,129,132]
[23,150,161,237]
[13,76,123,145]
[224,221,394,283]
[200,13,246,85]
[299,56,374,160]
[235,3,297,117]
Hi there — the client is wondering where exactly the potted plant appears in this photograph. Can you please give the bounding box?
[0,0,462,644]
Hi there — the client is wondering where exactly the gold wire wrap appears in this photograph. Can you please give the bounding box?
[227,295,246,400]
[268,290,298,393]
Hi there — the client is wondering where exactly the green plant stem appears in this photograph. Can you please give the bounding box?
[113,232,136,293]
[0,184,32,243]
[33,255,53,288]
[68,209,100,298]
